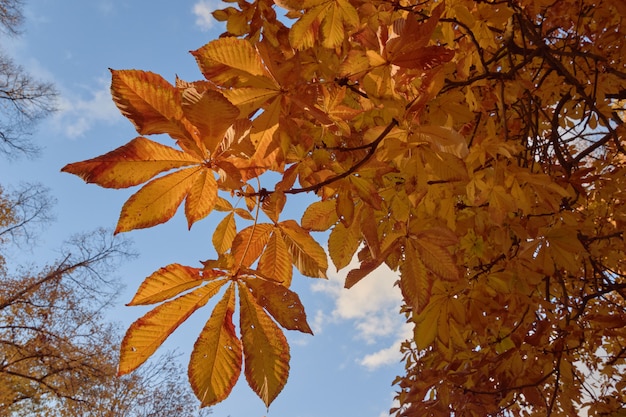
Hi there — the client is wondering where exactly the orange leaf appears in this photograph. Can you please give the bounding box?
[61,137,201,189]
[328,217,361,270]
[189,284,242,406]
[181,88,240,154]
[115,167,202,233]
[238,282,290,407]
[301,199,338,231]
[244,277,313,334]
[110,69,203,157]
[258,231,293,286]
[128,263,204,306]
[279,220,328,278]
[185,169,218,229]
[399,241,432,314]
[231,223,274,268]
[192,38,276,89]
[213,212,237,255]
[119,280,226,375]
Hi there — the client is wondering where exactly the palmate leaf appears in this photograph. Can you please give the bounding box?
[238,282,290,407]
[257,231,292,286]
[213,212,237,255]
[301,199,338,231]
[279,220,328,278]
[115,167,204,233]
[192,37,277,89]
[119,279,227,375]
[328,218,361,271]
[181,88,240,154]
[185,169,219,229]
[128,263,204,306]
[244,277,313,334]
[231,223,275,268]
[110,69,204,157]
[61,137,201,189]
[189,284,242,407]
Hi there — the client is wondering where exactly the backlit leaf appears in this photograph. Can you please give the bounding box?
[128,263,204,306]
[119,280,227,375]
[213,212,237,255]
[279,220,328,278]
[231,223,275,267]
[185,169,218,229]
[189,284,242,406]
[301,199,338,231]
[244,277,313,334]
[239,282,290,407]
[61,137,201,189]
[258,231,293,286]
[115,167,202,233]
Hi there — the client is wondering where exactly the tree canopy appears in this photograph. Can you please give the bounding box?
[63,0,626,415]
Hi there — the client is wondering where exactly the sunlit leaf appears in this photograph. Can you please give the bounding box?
[128,263,204,306]
[279,220,328,278]
[238,282,290,407]
[115,167,202,233]
[119,280,227,375]
[61,137,201,189]
[244,277,313,334]
[185,169,218,229]
[189,284,242,406]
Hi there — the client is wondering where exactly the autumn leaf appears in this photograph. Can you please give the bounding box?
[243,277,313,334]
[128,263,204,306]
[238,282,290,407]
[279,220,328,278]
[189,284,242,406]
[119,280,227,375]
[115,167,202,233]
[61,137,201,189]
[257,231,293,286]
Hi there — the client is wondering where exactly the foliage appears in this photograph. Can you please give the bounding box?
[63,0,626,415]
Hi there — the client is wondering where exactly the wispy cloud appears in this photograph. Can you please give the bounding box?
[52,77,121,138]
[311,257,412,370]
[192,0,223,31]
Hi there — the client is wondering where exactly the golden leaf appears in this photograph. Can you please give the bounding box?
[189,284,242,406]
[279,220,328,278]
[119,280,227,375]
[115,167,202,233]
[128,263,204,306]
[61,137,201,189]
[238,282,290,407]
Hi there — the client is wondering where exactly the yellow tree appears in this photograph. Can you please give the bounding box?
[63,0,626,415]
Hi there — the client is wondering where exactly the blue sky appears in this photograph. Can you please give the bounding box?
[0,1,411,416]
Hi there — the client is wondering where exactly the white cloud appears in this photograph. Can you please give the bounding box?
[52,78,121,138]
[192,0,223,31]
[311,257,413,370]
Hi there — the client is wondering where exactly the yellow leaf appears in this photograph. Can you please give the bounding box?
[119,280,226,375]
[399,242,431,314]
[189,284,242,407]
[181,88,240,154]
[192,38,276,88]
[115,167,202,233]
[128,263,204,306]
[231,223,275,268]
[244,277,312,334]
[258,231,293,286]
[61,137,201,189]
[301,199,338,231]
[185,169,218,229]
[213,212,237,255]
[279,220,328,278]
[110,69,203,157]
[261,191,286,223]
[222,87,281,118]
[289,4,328,50]
[328,216,361,270]
[238,282,290,407]
[414,238,459,281]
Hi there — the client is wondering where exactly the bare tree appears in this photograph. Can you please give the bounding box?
[0,0,56,158]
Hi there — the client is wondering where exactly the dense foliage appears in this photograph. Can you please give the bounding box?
[64,0,625,415]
